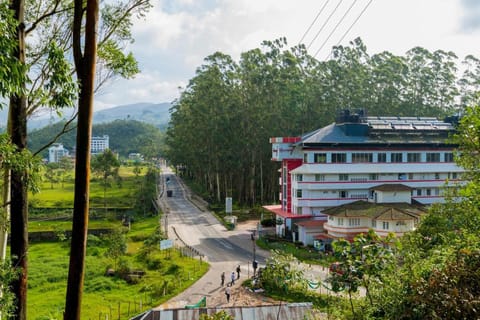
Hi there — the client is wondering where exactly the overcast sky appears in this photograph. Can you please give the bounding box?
[94,0,480,110]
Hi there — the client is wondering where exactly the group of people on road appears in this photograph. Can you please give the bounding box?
[221,265,241,303]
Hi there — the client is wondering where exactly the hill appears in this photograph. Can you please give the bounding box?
[28,119,165,159]
[0,102,171,131]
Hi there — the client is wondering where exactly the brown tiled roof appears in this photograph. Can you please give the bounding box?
[322,200,426,220]
[370,184,412,191]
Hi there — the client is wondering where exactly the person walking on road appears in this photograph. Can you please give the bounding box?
[221,272,225,286]
[225,285,231,303]
[236,265,241,279]
[230,271,235,285]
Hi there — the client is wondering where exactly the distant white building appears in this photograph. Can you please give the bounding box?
[91,135,109,155]
[48,143,69,163]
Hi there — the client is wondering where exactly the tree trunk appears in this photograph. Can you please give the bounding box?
[64,0,98,319]
[9,0,28,318]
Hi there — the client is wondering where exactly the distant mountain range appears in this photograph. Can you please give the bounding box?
[0,102,172,131]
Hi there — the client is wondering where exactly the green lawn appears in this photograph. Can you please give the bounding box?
[27,216,209,320]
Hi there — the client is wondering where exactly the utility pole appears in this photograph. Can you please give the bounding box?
[251,231,258,277]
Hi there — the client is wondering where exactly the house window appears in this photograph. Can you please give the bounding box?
[339,174,349,181]
[303,153,308,163]
[371,220,377,228]
[396,221,406,226]
[297,174,303,182]
[391,153,403,163]
[407,153,421,162]
[377,153,387,163]
[382,221,389,230]
[315,174,325,182]
[329,216,334,221]
[426,153,440,162]
[332,153,346,163]
[352,153,373,163]
[444,152,454,162]
[349,218,360,226]
[338,218,344,226]
[339,191,348,198]
[296,189,303,198]
[314,153,327,163]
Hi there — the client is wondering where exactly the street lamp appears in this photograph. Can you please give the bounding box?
[251,231,258,277]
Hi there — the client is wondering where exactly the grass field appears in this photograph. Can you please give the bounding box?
[24,165,209,319]
[28,216,209,319]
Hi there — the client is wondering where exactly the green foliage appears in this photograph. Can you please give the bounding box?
[260,250,308,294]
[200,310,233,320]
[0,2,27,99]
[0,260,18,318]
[103,228,127,269]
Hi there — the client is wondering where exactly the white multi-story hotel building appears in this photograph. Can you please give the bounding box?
[265,111,464,242]
[48,143,69,163]
[91,135,109,155]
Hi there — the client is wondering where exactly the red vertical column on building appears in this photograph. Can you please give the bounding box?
[283,159,302,213]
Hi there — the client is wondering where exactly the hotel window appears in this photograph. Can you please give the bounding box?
[382,221,389,230]
[297,207,303,214]
[407,153,421,162]
[444,152,454,162]
[408,173,414,180]
[303,153,308,163]
[369,174,378,180]
[377,153,387,163]
[314,153,327,163]
[371,220,377,228]
[452,172,458,179]
[339,191,348,198]
[315,174,325,182]
[332,153,346,163]
[349,218,360,226]
[416,189,422,196]
[426,153,440,162]
[398,173,407,180]
[435,188,440,196]
[283,167,287,183]
[329,216,334,221]
[338,218,344,226]
[297,174,303,182]
[391,153,403,163]
[435,173,440,180]
[296,189,303,198]
[426,189,431,196]
[339,174,349,181]
[352,153,373,163]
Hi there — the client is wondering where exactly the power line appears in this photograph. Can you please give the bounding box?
[307,0,345,50]
[313,0,359,58]
[298,0,330,45]
[324,0,375,60]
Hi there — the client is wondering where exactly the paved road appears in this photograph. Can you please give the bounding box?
[154,167,270,309]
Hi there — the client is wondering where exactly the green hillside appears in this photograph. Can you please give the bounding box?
[28,119,165,159]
